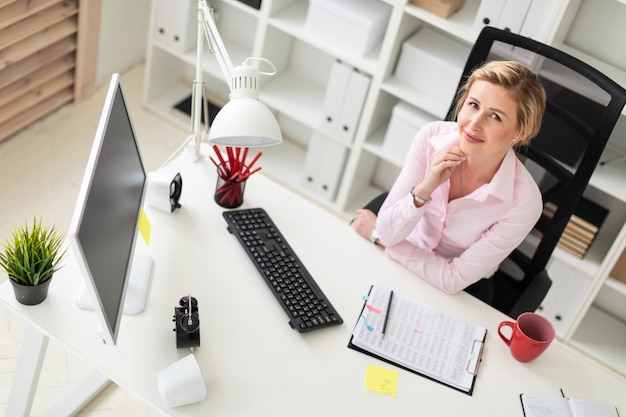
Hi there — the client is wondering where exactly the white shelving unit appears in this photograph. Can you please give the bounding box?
[543,0,626,377]
[143,0,626,375]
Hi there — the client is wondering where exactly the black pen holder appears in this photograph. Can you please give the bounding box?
[214,166,247,209]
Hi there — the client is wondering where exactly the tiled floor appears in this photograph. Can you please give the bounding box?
[0,64,187,416]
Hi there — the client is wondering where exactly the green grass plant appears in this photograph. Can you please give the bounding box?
[0,217,67,286]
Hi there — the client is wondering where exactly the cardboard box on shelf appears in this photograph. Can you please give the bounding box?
[610,249,626,284]
[410,0,465,19]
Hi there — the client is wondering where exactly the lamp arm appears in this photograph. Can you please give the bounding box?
[186,0,235,160]
[178,0,281,156]
[198,0,234,86]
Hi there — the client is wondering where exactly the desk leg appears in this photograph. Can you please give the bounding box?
[41,371,111,417]
[5,324,49,417]
[6,325,112,417]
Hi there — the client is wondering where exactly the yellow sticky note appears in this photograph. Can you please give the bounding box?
[137,208,151,245]
[365,364,398,397]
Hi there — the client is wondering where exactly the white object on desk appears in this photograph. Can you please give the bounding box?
[146,167,183,213]
[157,353,207,408]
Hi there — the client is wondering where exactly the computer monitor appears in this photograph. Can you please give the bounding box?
[69,73,153,345]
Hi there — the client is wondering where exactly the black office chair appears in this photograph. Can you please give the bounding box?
[442,27,626,318]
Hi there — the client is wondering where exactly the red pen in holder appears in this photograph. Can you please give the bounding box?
[214,164,247,208]
[211,146,262,209]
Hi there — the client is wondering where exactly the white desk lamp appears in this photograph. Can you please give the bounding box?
[185,0,282,161]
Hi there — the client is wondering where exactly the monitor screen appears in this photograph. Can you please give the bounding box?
[69,73,152,345]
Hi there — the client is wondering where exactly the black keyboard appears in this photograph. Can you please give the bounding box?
[222,208,343,332]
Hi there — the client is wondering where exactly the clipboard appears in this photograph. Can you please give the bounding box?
[347,285,486,395]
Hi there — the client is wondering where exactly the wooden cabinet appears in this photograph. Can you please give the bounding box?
[0,0,100,143]
[143,0,626,375]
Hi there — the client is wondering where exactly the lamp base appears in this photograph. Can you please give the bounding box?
[184,140,204,162]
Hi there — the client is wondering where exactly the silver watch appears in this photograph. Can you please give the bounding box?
[410,188,431,205]
[369,228,379,245]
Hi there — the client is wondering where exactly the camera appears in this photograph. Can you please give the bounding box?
[173,295,200,349]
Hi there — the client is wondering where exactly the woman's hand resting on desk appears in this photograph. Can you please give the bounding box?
[350,209,384,248]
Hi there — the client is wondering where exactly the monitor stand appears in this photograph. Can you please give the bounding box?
[76,241,153,315]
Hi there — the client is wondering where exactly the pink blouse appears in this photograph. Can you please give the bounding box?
[376,121,543,294]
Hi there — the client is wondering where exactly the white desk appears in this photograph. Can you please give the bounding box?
[2,153,626,416]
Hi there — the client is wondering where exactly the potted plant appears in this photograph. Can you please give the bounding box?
[0,217,67,305]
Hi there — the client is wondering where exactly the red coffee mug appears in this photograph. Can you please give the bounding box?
[498,312,555,362]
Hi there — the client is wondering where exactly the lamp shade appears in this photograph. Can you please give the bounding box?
[208,61,282,147]
[208,98,282,147]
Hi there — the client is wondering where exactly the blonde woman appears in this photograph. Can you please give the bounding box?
[351,61,547,303]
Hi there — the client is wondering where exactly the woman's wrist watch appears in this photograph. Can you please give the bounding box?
[369,228,379,245]
[410,188,431,205]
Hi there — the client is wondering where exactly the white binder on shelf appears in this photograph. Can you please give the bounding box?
[302,135,323,195]
[169,0,197,53]
[541,260,591,335]
[317,137,349,200]
[154,0,173,47]
[520,0,560,41]
[498,0,531,34]
[336,68,371,145]
[473,0,532,36]
[473,0,505,35]
[302,133,349,201]
[320,60,352,137]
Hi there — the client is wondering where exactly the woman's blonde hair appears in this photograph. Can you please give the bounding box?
[453,60,546,146]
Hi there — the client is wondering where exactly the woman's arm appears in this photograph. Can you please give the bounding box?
[384,193,543,294]
[377,122,463,247]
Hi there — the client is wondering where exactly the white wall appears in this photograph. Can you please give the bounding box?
[96,0,152,86]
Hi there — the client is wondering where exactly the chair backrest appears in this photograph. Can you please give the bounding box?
[446,27,626,287]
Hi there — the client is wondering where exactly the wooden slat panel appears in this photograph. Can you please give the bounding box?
[0,0,64,30]
[0,36,75,89]
[74,0,100,100]
[0,0,99,142]
[0,53,75,107]
[0,86,73,142]
[0,16,78,69]
[0,70,74,125]
[0,0,77,49]
[0,0,20,8]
